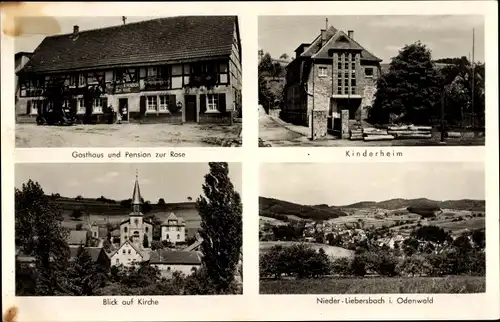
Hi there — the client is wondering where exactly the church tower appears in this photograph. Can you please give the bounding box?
[132,171,142,214]
[119,170,153,248]
[129,171,144,247]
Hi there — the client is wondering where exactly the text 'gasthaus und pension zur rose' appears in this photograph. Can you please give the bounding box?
[71,151,186,159]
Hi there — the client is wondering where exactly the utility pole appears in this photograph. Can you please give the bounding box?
[441,87,445,143]
[471,28,475,129]
[325,18,328,29]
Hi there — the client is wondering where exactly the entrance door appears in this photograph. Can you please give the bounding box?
[119,98,129,121]
[185,95,197,122]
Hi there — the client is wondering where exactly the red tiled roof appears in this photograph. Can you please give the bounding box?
[21,16,238,74]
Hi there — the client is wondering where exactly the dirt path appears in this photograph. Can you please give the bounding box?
[16,123,241,148]
[259,113,485,147]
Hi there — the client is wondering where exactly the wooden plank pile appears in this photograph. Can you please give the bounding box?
[362,127,395,141]
[387,125,432,139]
[349,125,364,140]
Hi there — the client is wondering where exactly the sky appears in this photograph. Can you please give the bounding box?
[260,162,485,206]
[258,15,485,63]
[14,16,163,53]
[15,163,242,203]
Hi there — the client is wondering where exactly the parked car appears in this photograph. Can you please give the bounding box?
[36,107,76,126]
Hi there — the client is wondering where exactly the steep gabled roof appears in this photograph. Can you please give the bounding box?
[67,230,87,245]
[183,238,203,252]
[15,51,32,60]
[69,247,104,262]
[161,212,185,226]
[313,30,363,58]
[149,250,202,265]
[301,25,382,62]
[301,27,338,57]
[21,16,238,74]
[109,239,148,259]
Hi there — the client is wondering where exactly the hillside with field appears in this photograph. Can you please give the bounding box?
[341,198,485,211]
[51,195,201,232]
[259,196,485,235]
[259,196,348,221]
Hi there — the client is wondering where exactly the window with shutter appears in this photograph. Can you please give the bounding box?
[77,98,86,114]
[199,94,207,113]
[146,96,158,112]
[158,95,168,112]
[218,93,226,113]
[206,94,219,112]
[93,98,103,113]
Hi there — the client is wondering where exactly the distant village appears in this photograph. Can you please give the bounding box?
[259,207,485,252]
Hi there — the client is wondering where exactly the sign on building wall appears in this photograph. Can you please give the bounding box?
[143,79,171,91]
[106,82,141,95]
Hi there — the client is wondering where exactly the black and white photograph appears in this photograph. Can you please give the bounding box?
[258,16,486,147]
[15,162,243,296]
[259,162,486,294]
[15,15,243,147]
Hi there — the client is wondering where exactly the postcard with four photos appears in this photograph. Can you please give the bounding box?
[1,1,499,322]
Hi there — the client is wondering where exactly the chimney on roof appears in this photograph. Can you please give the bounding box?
[348,30,354,39]
[320,29,327,47]
[73,25,79,38]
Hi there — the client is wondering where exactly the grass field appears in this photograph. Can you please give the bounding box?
[260,241,354,258]
[260,276,486,294]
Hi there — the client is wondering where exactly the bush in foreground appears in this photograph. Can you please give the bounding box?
[260,276,486,294]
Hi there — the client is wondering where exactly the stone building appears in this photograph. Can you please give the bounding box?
[282,25,382,139]
[16,16,242,125]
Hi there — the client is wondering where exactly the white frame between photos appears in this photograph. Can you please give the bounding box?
[1,1,499,321]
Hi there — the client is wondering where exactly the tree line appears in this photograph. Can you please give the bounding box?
[369,42,485,128]
[260,226,485,280]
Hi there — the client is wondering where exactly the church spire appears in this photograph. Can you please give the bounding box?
[132,170,142,214]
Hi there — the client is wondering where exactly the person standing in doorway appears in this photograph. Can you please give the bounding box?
[121,104,128,122]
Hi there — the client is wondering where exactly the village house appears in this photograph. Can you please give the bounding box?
[110,239,150,267]
[282,24,382,139]
[70,246,111,271]
[149,250,202,278]
[16,16,242,125]
[160,212,186,245]
[67,230,88,248]
[16,246,111,271]
[377,234,406,249]
[15,52,33,106]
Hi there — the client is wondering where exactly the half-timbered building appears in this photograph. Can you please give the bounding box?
[16,16,242,125]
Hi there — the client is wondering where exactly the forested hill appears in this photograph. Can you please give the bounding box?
[341,198,485,211]
[44,194,197,215]
[259,196,348,221]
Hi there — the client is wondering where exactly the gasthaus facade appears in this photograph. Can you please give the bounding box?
[15,16,242,125]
